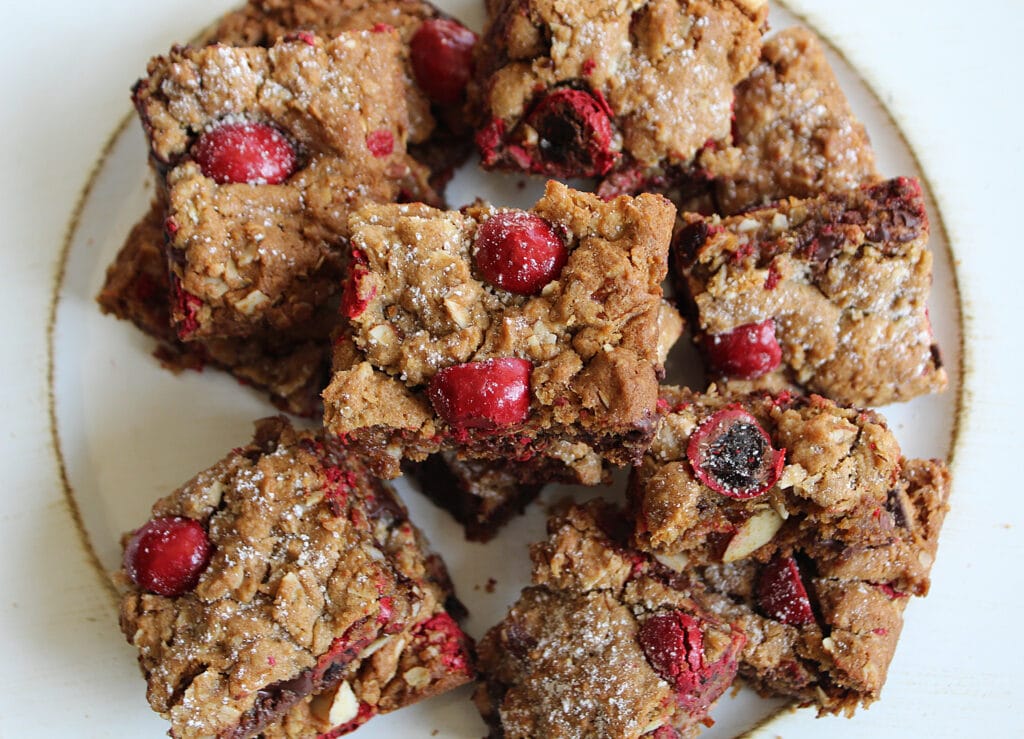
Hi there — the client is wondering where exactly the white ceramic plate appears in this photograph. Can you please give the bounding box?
[51,3,962,736]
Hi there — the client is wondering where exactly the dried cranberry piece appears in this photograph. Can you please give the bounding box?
[638,611,706,689]
[474,211,568,294]
[427,358,532,430]
[524,88,618,177]
[409,18,477,105]
[758,556,815,625]
[192,121,296,184]
[123,516,212,596]
[687,408,784,499]
[703,319,782,380]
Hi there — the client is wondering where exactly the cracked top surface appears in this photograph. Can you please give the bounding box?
[475,501,744,738]
[473,0,766,172]
[96,196,332,417]
[630,386,903,561]
[208,0,448,148]
[673,177,947,406]
[322,181,675,467]
[703,26,879,214]
[117,418,431,738]
[134,32,433,340]
[692,457,951,714]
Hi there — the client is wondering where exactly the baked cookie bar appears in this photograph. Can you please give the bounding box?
[690,456,950,714]
[630,386,904,567]
[703,27,879,215]
[627,386,951,713]
[407,299,683,541]
[672,177,947,406]
[97,197,331,416]
[117,417,473,738]
[209,0,478,191]
[133,30,435,341]
[471,0,766,181]
[475,501,746,738]
[322,180,676,478]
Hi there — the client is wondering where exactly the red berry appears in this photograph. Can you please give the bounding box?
[703,319,782,379]
[524,88,618,177]
[192,121,296,184]
[638,611,706,690]
[365,129,394,158]
[758,556,815,626]
[474,211,568,294]
[409,18,477,105]
[687,408,784,499]
[123,516,212,596]
[427,358,532,430]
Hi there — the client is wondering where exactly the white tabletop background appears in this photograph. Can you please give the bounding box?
[2,0,1021,736]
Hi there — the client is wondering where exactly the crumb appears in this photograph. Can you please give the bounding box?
[485,577,497,593]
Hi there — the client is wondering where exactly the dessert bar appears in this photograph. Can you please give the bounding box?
[323,180,676,477]
[672,177,947,406]
[133,31,435,341]
[97,197,331,416]
[703,26,879,214]
[471,0,766,182]
[475,501,745,738]
[209,0,478,191]
[116,417,473,738]
[626,385,950,713]
[690,456,949,713]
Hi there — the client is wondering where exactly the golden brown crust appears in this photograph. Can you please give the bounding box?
[705,27,879,214]
[96,197,332,416]
[117,418,473,738]
[674,177,947,406]
[322,181,676,474]
[472,0,767,174]
[631,386,903,561]
[133,32,435,340]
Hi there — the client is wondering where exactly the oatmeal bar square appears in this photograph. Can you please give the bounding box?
[132,31,436,341]
[703,26,880,215]
[471,0,766,181]
[322,180,677,477]
[117,417,473,738]
[475,501,745,738]
[629,386,904,567]
[627,386,951,714]
[208,0,478,191]
[97,197,332,416]
[690,457,950,714]
[672,177,947,406]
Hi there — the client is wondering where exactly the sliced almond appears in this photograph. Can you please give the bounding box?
[328,681,359,727]
[722,507,784,563]
[653,551,690,573]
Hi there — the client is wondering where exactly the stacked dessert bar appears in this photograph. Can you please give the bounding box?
[101,1,953,736]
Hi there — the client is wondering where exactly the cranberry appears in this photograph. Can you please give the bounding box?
[638,611,705,690]
[123,516,212,596]
[427,358,532,430]
[703,319,782,379]
[524,88,618,177]
[474,211,568,294]
[409,18,477,105]
[687,408,784,499]
[365,129,394,158]
[340,249,376,319]
[758,556,815,626]
[192,121,296,184]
